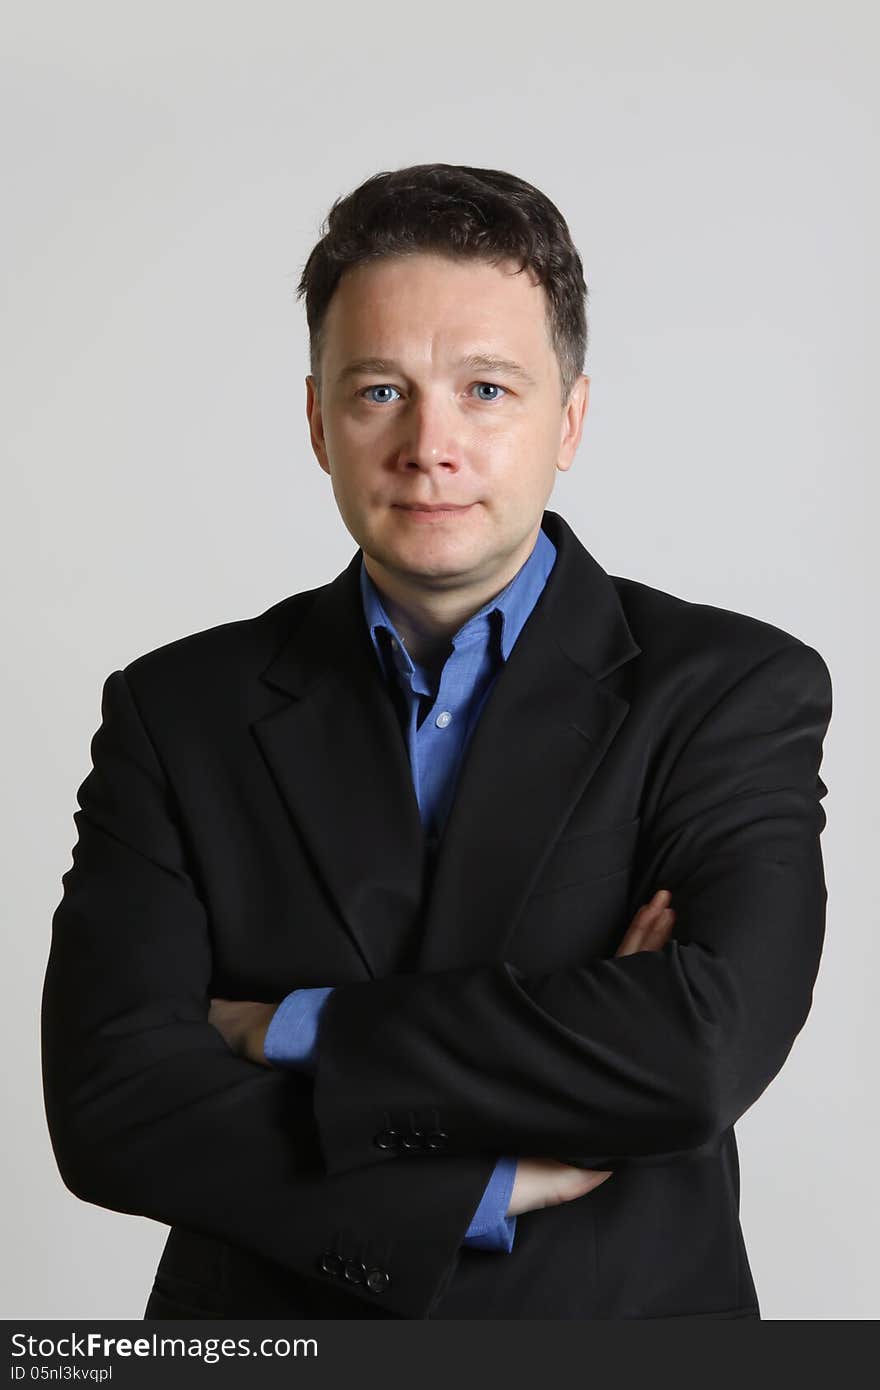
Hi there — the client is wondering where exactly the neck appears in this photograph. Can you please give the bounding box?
[364,524,541,666]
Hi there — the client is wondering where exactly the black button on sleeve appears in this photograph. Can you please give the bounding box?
[373,1129,400,1151]
[424,1130,449,1151]
[366,1268,390,1294]
[343,1260,367,1284]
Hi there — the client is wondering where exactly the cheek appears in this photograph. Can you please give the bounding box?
[487,410,555,462]
[322,415,359,460]
[478,423,536,479]
[323,400,385,448]
[484,433,557,501]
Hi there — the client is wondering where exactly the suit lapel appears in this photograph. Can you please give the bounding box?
[252,510,641,979]
[415,509,641,971]
[253,551,428,978]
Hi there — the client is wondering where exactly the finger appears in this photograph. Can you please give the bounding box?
[616,914,649,956]
[632,891,672,931]
[644,908,675,948]
[616,892,672,956]
[648,907,675,933]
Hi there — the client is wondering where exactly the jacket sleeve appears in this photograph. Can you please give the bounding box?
[264,988,518,1251]
[40,668,498,1319]
[311,641,833,1176]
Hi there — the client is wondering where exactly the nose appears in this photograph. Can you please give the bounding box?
[393,390,462,476]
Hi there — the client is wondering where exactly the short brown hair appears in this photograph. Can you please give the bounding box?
[296,163,588,404]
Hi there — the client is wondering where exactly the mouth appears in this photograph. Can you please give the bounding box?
[393,502,475,516]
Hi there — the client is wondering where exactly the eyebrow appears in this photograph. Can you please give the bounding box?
[335,353,538,387]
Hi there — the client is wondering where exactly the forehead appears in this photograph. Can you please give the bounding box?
[321,252,553,360]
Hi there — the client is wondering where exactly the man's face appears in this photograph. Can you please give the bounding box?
[305,252,588,595]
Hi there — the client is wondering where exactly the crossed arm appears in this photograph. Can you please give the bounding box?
[41,641,831,1318]
[208,888,678,1223]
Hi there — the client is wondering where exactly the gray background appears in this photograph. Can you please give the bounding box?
[2,0,875,1320]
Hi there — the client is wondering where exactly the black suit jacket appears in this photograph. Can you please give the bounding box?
[41,508,832,1320]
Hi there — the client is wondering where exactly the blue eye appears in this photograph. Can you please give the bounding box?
[359,381,507,404]
[361,384,401,404]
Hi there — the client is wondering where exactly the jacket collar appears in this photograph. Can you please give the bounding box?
[359,522,558,681]
[253,509,641,976]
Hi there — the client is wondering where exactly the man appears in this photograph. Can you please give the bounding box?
[41,163,832,1320]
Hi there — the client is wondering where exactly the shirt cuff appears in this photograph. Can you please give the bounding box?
[263,987,335,1072]
[462,1155,518,1252]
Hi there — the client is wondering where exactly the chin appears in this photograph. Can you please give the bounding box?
[392,553,472,582]
[377,545,478,587]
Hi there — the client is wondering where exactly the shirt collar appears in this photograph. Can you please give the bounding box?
[359,524,557,677]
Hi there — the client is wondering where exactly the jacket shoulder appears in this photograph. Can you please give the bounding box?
[119,586,322,696]
[609,573,831,687]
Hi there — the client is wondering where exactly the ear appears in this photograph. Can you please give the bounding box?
[305,375,331,475]
[557,375,590,474]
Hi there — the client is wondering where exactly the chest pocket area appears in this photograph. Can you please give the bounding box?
[508,815,643,971]
[529,815,642,897]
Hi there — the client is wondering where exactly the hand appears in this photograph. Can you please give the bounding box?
[614,887,676,957]
[208,998,277,1067]
[507,1157,613,1215]
[507,889,676,1217]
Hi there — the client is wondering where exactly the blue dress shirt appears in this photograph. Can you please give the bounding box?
[264,525,558,1252]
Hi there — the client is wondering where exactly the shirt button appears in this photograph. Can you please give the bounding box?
[390,639,399,651]
[435,711,453,729]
